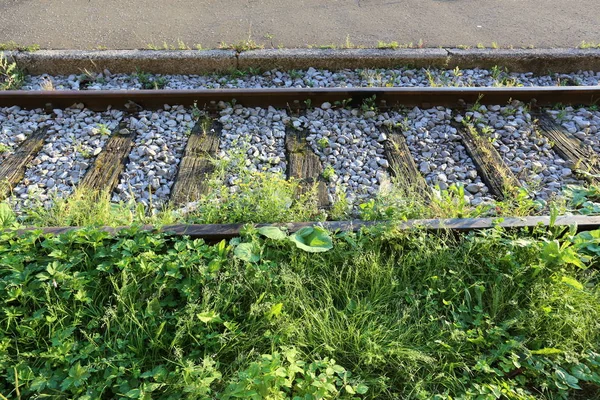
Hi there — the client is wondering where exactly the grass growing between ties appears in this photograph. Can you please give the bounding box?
[3,159,600,229]
[17,188,179,228]
[1,218,600,398]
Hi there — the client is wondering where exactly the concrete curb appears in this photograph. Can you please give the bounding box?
[2,48,600,75]
[3,50,238,75]
[446,48,600,74]
[237,48,450,70]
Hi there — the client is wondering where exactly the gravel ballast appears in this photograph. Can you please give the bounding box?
[8,106,123,210]
[0,106,53,161]
[2,65,600,215]
[548,107,600,153]
[113,106,193,207]
[392,107,492,205]
[20,67,600,91]
[458,103,584,199]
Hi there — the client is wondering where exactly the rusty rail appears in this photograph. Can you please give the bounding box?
[1,86,600,110]
[12,215,600,241]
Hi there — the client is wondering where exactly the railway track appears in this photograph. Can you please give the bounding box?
[2,86,600,235]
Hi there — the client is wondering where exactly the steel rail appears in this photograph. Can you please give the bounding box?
[1,86,600,110]
[12,215,600,241]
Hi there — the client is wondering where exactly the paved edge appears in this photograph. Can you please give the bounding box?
[237,48,450,70]
[446,48,600,74]
[3,50,238,75]
[2,48,600,75]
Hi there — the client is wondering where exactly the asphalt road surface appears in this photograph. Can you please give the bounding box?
[0,0,599,49]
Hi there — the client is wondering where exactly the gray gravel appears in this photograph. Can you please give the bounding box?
[8,105,122,210]
[217,105,288,178]
[298,106,389,204]
[0,106,53,161]
[458,103,583,199]
[21,67,600,91]
[548,106,600,153]
[113,105,192,207]
[392,107,492,205]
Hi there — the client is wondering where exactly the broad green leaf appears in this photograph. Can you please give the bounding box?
[258,226,287,240]
[125,388,142,398]
[0,202,15,228]
[356,383,369,394]
[289,227,333,253]
[267,303,283,320]
[345,385,355,394]
[555,367,581,389]
[570,364,594,381]
[197,311,223,324]
[234,242,260,262]
[561,276,584,290]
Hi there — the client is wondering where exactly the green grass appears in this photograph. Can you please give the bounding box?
[1,137,600,398]
[219,38,264,52]
[5,142,600,229]
[134,68,167,89]
[579,41,600,49]
[0,41,40,51]
[0,52,25,90]
[0,219,599,398]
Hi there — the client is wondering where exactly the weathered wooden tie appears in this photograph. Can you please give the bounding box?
[455,123,520,199]
[79,123,136,192]
[285,128,329,207]
[170,120,221,205]
[381,126,428,192]
[536,113,600,181]
[0,127,48,200]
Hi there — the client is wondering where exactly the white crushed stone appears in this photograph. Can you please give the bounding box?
[0,106,53,161]
[458,103,583,199]
[8,105,122,210]
[393,107,492,205]
[113,105,192,208]
[217,104,288,187]
[548,106,600,153]
[21,67,600,91]
[297,106,389,204]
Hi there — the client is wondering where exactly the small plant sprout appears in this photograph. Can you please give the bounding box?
[425,69,439,87]
[289,70,303,80]
[343,34,355,49]
[0,143,10,153]
[334,98,353,109]
[452,66,463,78]
[92,123,111,136]
[579,40,600,49]
[135,68,167,89]
[322,165,335,181]
[377,41,399,49]
[317,137,329,149]
[177,39,190,50]
[361,95,377,113]
[191,101,203,120]
[0,52,24,90]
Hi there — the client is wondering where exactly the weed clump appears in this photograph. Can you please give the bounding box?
[0,221,599,398]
